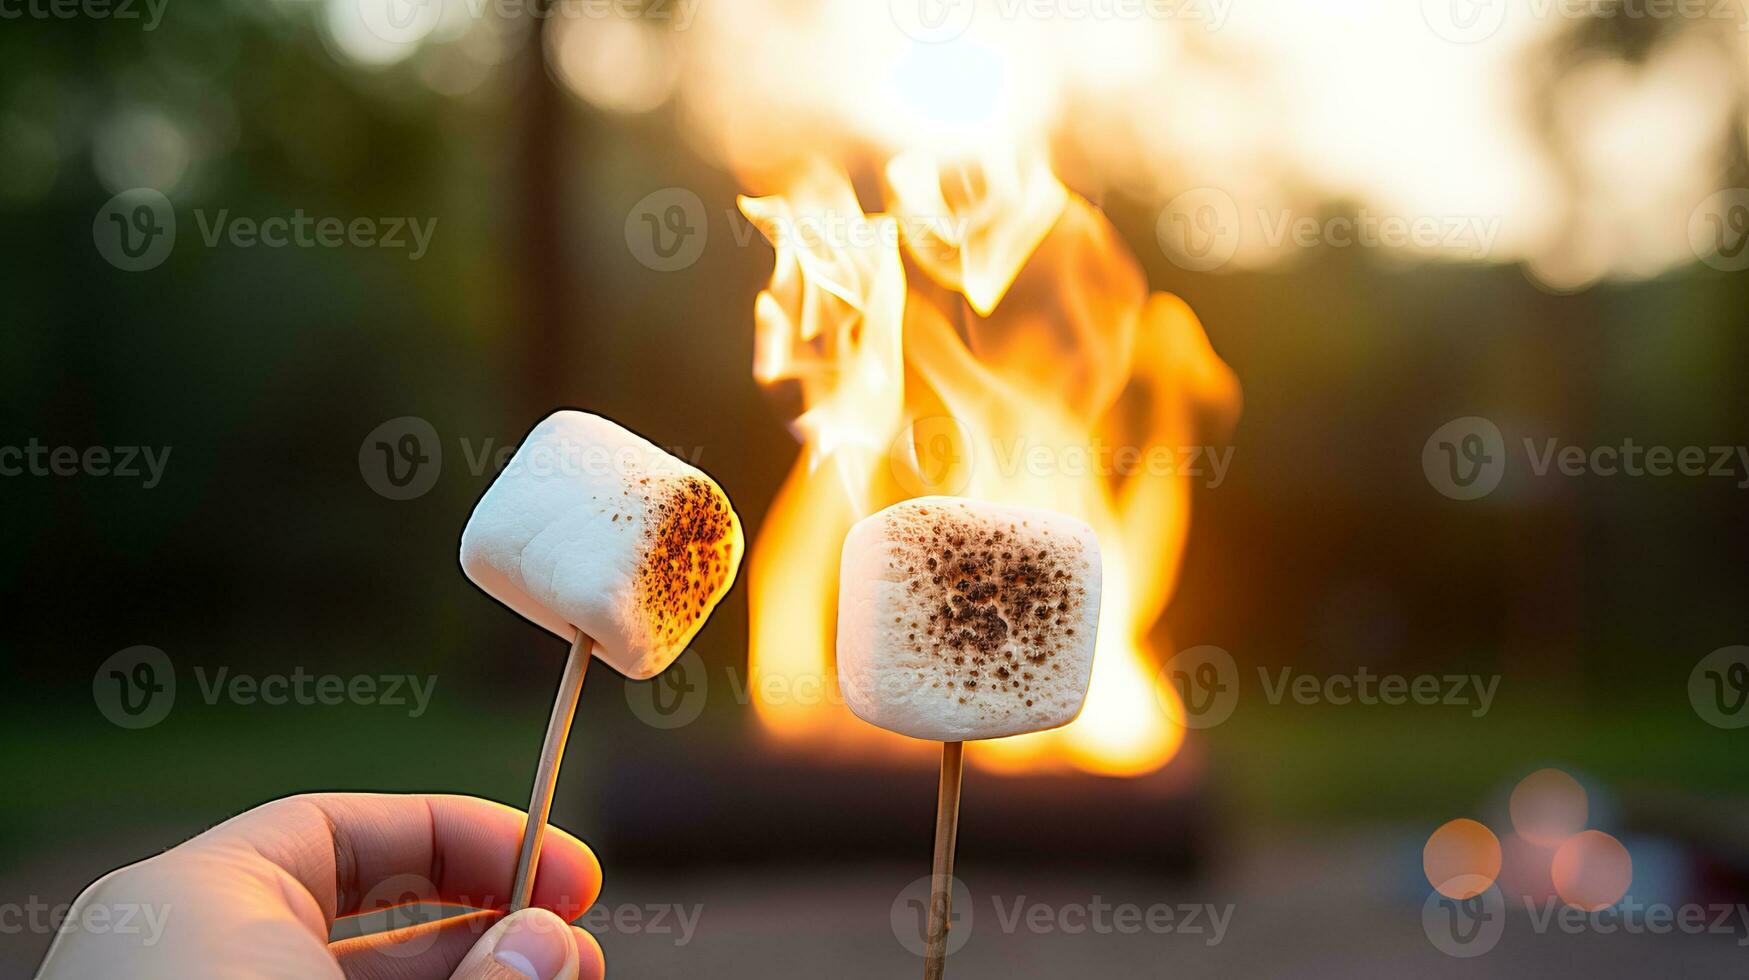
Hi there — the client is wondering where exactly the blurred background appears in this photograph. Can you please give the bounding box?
[5,0,1749,975]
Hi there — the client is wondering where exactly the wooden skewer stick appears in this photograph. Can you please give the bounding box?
[509,629,592,912]
[923,740,965,980]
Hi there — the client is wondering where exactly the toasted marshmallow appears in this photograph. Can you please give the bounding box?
[460,410,743,679]
[835,496,1101,741]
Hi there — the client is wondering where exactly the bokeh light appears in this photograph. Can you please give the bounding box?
[324,0,427,68]
[92,108,191,195]
[1552,830,1633,912]
[601,0,1749,282]
[1510,768,1588,848]
[1423,818,1503,899]
[548,15,679,115]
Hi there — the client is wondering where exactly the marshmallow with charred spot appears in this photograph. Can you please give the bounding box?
[835,497,1101,741]
[460,410,744,679]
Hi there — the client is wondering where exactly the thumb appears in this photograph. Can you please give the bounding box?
[447,908,581,980]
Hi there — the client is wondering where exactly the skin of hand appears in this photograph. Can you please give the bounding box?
[35,793,606,980]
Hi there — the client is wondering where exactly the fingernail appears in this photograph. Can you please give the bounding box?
[493,909,570,980]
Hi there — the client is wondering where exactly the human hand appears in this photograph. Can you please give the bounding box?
[36,793,606,980]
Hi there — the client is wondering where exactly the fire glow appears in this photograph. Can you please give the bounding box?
[739,144,1240,777]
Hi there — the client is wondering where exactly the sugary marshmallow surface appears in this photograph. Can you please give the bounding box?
[835,496,1101,741]
[460,410,743,679]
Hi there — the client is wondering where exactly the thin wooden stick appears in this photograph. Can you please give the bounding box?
[509,630,591,912]
[923,740,965,980]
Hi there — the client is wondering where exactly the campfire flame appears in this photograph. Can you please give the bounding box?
[739,140,1240,778]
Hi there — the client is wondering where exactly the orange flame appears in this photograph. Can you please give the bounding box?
[741,143,1239,776]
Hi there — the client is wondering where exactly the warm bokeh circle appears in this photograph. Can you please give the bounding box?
[1509,768,1588,848]
[1551,830,1632,912]
[1424,818,1503,899]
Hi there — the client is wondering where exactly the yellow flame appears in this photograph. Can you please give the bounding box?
[742,142,1239,777]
